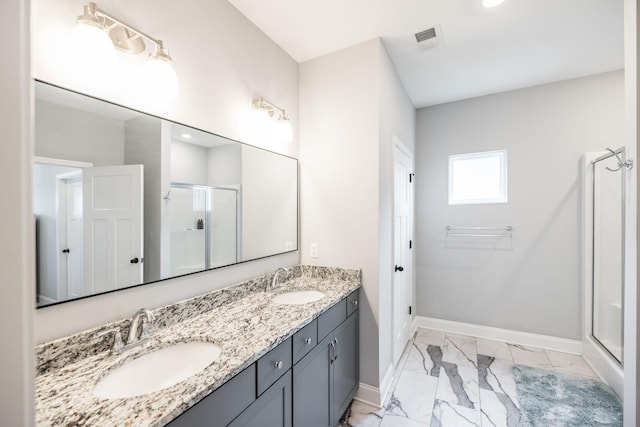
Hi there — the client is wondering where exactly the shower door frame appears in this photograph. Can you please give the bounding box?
[591,147,626,365]
[170,182,241,271]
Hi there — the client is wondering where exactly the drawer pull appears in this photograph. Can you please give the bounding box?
[304,338,312,345]
[274,360,283,370]
[351,300,358,306]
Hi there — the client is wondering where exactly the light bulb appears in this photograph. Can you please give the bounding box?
[272,118,293,144]
[133,57,178,114]
[482,0,504,7]
[238,107,271,143]
[66,23,117,89]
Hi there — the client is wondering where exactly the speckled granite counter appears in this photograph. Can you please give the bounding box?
[35,265,361,426]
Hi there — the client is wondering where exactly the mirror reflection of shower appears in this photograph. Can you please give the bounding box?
[167,183,239,277]
[591,147,632,364]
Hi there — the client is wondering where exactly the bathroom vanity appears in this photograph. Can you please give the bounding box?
[35,266,360,426]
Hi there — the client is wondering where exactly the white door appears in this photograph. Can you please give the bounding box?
[393,143,413,366]
[65,179,84,298]
[83,165,144,294]
[56,171,83,300]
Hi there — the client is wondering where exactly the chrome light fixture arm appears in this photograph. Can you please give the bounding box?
[78,2,172,61]
[252,97,289,121]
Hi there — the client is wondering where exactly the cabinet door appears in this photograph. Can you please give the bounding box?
[168,365,256,427]
[332,313,359,426]
[229,371,291,427]
[292,335,332,427]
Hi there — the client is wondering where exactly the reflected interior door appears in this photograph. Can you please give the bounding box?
[65,179,83,299]
[83,165,143,294]
[393,144,412,365]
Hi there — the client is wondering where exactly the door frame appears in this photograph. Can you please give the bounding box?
[392,138,414,366]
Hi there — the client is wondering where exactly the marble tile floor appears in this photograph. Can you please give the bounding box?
[341,327,599,427]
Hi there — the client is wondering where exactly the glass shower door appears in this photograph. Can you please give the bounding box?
[592,150,625,363]
[168,185,207,276]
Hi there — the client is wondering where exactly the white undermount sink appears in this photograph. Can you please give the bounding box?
[93,342,222,399]
[272,290,326,305]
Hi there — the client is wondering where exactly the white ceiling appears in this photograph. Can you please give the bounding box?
[228,0,624,108]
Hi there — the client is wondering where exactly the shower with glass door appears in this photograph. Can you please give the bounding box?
[591,148,632,364]
[168,183,239,276]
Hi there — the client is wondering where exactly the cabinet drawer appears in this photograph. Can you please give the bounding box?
[346,290,359,317]
[168,364,256,427]
[318,299,347,341]
[257,337,292,396]
[292,320,318,364]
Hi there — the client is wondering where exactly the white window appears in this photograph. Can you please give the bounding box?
[448,150,507,205]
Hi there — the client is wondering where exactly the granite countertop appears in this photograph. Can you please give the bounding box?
[35,266,360,426]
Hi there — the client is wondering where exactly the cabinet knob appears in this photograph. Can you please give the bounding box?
[304,338,312,345]
[395,265,404,272]
[274,360,283,369]
[130,257,140,264]
[351,300,358,306]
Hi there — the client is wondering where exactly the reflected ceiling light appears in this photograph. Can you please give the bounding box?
[482,0,505,7]
[75,2,178,103]
[251,97,293,144]
[181,133,192,140]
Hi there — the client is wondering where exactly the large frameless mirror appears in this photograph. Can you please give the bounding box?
[33,80,298,308]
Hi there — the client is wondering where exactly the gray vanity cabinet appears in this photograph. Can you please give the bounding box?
[330,313,359,425]
[293,291,359,427]
[168,290,359,427]
[168,364,256,427]
[229,371,292,427]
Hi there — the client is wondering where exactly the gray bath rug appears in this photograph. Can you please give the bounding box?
[513,364,622,427]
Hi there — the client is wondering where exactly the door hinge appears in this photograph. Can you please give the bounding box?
[409,306,412,315]
[409,240,412,249]
[409,173,415,183]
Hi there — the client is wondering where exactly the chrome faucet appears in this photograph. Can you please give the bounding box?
[98,308,155,355]
[127,308,155,346]
[267,267,288,292]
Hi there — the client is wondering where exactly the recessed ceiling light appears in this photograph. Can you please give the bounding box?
[483,0,504,7]
[181,133,192,140]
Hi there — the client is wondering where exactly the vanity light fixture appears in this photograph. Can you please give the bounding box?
[251,98,293,144]
[75,2,178,103]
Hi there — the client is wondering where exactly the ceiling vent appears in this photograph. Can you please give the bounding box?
[415,26,441,51]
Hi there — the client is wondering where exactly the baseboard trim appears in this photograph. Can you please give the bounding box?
[355,363,395,409]
[379,363,394,404]
[355,383,382,408]
[413,316,583,355]
[37,294,56,305]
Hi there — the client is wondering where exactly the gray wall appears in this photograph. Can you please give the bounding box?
[35,100,125,166]
[300,38,416,398]
[124,116,163,283]
[415,70,624,339]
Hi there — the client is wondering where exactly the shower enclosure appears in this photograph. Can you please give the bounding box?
[168,183,239,276]
[591,148,631,364]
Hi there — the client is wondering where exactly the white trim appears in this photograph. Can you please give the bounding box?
[354,363,395,408]
[354,383,383,408]
[37,294,56,305]
[33,156,93,168]
[379,363,394,405]
[583,336,624,398]
[413,316,583,354]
